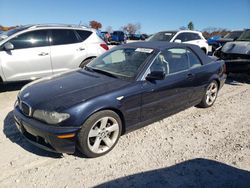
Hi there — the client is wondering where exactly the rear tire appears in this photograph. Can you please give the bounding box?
[197,81,218,108]
[79,58,95,68]
[77,110,122,158]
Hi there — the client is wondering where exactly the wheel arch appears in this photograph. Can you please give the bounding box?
[77,106,126,135]
[79,56,96,67]
[98,107,126,135]
[214,78,220,89]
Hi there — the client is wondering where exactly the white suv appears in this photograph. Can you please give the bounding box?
[0,24,108,82]
[148,30,209,54]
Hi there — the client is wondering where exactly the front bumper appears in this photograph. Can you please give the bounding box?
[225,59,250,73]
[14,107,80,154]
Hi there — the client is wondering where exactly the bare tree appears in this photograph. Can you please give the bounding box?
[179,26,187,30]
[122,23,141,34]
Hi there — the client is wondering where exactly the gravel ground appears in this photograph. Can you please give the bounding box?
[0,74,250,188]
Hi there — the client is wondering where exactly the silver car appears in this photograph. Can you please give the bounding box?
[0,24,108,82]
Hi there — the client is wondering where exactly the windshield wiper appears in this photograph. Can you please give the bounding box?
[84,66,94,72]
[88,67,118,78]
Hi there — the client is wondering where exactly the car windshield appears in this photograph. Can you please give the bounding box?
[237,30,250,41]
[223,31,242,39]
[87,48,154,80]
[0,26,29,41]
[147,32,176,42]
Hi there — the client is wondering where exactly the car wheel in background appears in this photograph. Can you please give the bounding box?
[79,58,95,68]
[197,81,218,108]
[77,110,122,158]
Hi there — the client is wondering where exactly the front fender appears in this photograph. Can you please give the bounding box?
[65,95,122,128]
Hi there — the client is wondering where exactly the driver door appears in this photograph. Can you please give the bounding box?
[141,48,193,122]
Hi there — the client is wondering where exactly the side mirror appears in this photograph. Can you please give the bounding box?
[174,39,182,43]
[146,69,165,81]
[4,42,14,51]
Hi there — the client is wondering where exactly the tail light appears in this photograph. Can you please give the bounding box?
[100,43,109,51]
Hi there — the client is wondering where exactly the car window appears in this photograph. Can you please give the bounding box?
[150,53,170,76]
[187,49,202,68]
[175,33,188,42]
[191,33,201,40]
[175,33,201,42]
[147,32,176,42]
[51,29,79,45]
[103,49,126,64]
[160,48,189,74]
[75,30,92,41]
[88,48,153,79]
[8,30,48,50]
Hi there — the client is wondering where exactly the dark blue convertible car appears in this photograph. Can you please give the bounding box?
[14,42,226,157]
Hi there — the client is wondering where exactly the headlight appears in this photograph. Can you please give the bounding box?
[33,110,70,124]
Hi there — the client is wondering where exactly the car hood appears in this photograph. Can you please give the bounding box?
[19,69,130,111]
[221,41,250,55]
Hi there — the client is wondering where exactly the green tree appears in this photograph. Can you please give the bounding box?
[188,21,194,30]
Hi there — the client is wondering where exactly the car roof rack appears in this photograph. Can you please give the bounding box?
[28,24,88,29]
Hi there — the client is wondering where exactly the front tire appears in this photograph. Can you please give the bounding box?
[77,110,122,158]
[197,81,218,108]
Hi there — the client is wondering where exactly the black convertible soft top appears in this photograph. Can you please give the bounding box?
[121,41,213,64]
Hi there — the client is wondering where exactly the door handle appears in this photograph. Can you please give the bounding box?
[78,47,85,51]
[38,52,49,56]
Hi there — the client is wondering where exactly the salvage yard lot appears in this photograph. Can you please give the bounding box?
[0,74,250,187]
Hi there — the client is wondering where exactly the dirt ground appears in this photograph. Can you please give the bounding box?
[0,74,250,188]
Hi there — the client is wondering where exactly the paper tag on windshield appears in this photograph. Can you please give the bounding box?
[135,48,154,53]
[164,33,172,36]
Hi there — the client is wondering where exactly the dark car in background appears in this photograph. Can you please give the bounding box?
[209,30,243,52]
[128,34,149,40]
[110,31,126,44]
[215,29,250,74]
[14,42,226,158]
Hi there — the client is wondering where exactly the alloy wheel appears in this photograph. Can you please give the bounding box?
[205,82,218,106]
[87,116,120,154]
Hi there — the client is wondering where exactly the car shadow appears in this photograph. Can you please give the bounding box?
[0,81,30,92]
[226,73,250,85]
[96,158,250,188]
[3,111,62,158]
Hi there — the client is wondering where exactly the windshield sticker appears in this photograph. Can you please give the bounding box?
[164,33,173,36]
[135,48,154,53]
